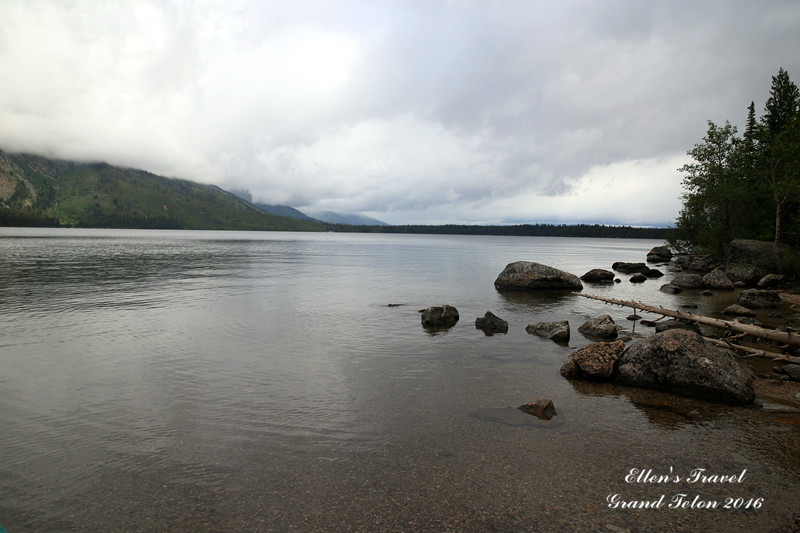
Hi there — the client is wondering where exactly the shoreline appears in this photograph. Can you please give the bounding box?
[753,374,800,406]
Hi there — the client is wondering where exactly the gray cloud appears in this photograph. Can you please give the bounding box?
[1,0,799,225]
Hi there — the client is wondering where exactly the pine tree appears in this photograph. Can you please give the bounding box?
[758,69,800,243]
[764,67,800,136]
[744,101,757,145]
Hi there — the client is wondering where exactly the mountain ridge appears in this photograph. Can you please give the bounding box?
[0,150,325,231]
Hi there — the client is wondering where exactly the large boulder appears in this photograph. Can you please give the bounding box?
[475,311,508,334]
[526,320,570,343]
[560,340,625,381]
[659,283,682,294]
[580,269,615,283]
[578,314,618,340]
[737,289,782,309]
[654,319,701,334]
[674,254,718,273]
[758,274,786,288]
[612,262,649,274]
[702,269,735,290]
[721,304,756,317]
[726,239,789,284]
[615,330,755,404]
[670,273,704,289]
[647,246,673,263]
[643,268,664,278]
[494,261,582,291]
[420,305,459,328]
[773,364,800,382]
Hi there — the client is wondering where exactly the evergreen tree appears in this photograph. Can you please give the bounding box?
[674,68,800,251]
[744,101,757,145]
[758,68,800,243]
[764,67,800,136]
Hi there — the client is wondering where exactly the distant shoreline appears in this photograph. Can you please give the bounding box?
[0,219,671,240]
[327,222,671,239]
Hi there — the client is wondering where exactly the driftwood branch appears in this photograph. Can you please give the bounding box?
[573,292,800,348]
[705,337,800,364]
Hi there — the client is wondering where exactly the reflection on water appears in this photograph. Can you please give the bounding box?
[0,228,798,532]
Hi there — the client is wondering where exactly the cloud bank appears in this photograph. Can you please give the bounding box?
[2,0,799,226]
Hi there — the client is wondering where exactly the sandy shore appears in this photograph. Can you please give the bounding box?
[754,375,800,406]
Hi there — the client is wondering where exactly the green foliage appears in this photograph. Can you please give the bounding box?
[676,68,800,252]
[764,67,800,136]
[0,207,60,227]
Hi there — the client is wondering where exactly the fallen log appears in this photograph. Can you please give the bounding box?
[705,337,800,364]
[573,292,800,348]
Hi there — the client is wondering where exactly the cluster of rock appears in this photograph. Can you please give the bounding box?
[418,305,511,335]
[579,248,671,285]
[672,239,791,289]
[773,364,800,383]
[560,330,756,405]
[659,269,736,294]
[427,254,794,409]
[420,304,619,344]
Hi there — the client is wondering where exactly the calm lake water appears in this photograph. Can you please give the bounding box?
[1,228,798,532]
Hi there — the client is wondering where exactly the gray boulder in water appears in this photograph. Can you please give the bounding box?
[671,273,705,288]
[702,269,735,290]
[737,289,782,309]
[526,320,570,343]
[578,314,618,340]
[420,305,460,329]
[580,269,615,283]
[494,261,582,291]
[475,311,508,333]
[647,246,673,263]
[616,330,755,405]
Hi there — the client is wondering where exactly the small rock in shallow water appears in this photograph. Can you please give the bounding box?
[722,304,755,317]
[578,314,618,340]
[526,320,570,343]
[474,311,508,334]
[419,305,459,329]
[738,289,782,309]
[518,398,557,420]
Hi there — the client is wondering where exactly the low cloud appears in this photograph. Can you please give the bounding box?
[1,0,798,226]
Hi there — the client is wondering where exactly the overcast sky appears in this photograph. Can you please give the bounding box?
[2,1,799,226]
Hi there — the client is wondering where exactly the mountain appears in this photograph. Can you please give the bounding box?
[303,210,389,226]
[226,190,319,222]
[0,151,325,231]
[254,203,318,221]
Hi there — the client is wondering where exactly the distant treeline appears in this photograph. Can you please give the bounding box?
[76,211,184,229]
[327,223,670,239]
[0,208,61,227]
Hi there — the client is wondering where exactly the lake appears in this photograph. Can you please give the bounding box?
[1,228,798,532]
